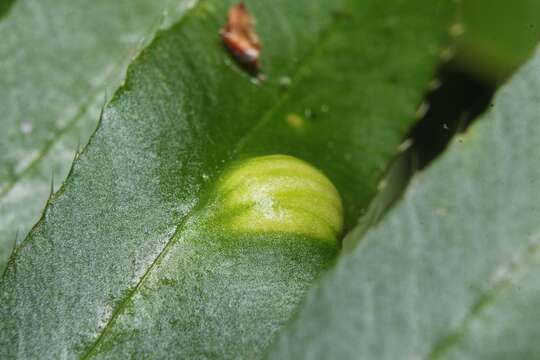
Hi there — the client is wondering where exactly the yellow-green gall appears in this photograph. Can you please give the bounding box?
[215,154,343,243]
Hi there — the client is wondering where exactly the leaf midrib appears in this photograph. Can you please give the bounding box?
[79,6,344,359]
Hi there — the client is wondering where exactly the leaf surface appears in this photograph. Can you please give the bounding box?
[456,0,540,80]
[0,0,451,358]
[0,0,186,272]
[268,46,540,360]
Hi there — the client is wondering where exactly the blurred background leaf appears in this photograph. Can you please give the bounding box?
[0,0,194,273]
[455,0,540,81]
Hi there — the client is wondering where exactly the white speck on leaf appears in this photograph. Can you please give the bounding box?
[20,121,33,134]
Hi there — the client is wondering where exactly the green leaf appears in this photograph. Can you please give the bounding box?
[268,46,540,359]
[455,0,540,80]
[0,0,451,358]
[0,0,186,273]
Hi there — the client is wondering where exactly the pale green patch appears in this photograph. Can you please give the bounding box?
[215,155,343,243]
[285,113,307,131]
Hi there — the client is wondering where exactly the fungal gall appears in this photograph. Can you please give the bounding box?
[215,155,343,243]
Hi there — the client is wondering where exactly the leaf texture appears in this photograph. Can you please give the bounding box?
[0,0,186,272]
[0,0,451,358]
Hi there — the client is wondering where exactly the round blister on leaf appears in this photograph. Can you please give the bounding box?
[215,154,343,243]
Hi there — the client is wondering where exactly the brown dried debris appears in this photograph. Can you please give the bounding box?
[220,2,261,74]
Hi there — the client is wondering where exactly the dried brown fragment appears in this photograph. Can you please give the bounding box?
[220,2,261,74]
